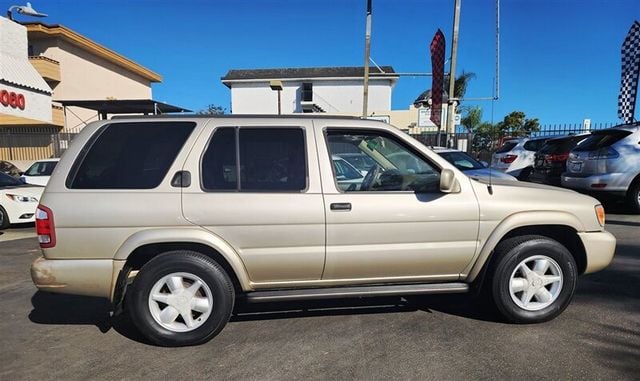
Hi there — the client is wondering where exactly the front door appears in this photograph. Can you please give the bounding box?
[317,126,479,282]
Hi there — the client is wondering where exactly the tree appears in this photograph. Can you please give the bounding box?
[495,111,540,137]
[197,104,226,115]
[412,71,476,110]
[452,71,476,100]
[461,106,482,133]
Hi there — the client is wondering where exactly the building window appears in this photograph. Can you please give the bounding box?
[28,45,34,56]
[302,83,313,102]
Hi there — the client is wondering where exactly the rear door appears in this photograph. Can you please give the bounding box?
[181,119,326,285]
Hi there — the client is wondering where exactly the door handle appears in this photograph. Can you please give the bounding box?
[330,202,352,211]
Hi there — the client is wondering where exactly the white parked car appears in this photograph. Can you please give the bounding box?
[432,147,517,182]
[492,137,549,180]
[0,171,43,229]
[20,158,60,186]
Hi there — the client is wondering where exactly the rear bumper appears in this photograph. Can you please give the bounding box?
[578,231,616,274]
[30,256,125,300]
[561,172,630,192]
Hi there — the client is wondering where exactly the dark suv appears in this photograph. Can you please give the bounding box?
[529,134,588,186]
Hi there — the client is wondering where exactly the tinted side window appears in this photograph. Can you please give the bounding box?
[202,128,237,190]
[239,128,306,191]
[524,139,547,151]
[496,141,518,153]
[69,122,195,189]
[201,127,307,192]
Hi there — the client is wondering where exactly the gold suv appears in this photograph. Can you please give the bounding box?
[31,116,616,346]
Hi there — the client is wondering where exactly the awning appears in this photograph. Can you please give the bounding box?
[56,99,191,116]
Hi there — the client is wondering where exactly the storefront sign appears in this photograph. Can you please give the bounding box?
[0,89,26,110]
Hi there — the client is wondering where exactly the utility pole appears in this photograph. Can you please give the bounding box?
[362,0,372,117]
[445,0,461,147]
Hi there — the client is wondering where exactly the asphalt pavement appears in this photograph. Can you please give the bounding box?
[0,215,638,380]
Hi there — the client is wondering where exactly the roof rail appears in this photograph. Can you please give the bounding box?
[109,114,366,120]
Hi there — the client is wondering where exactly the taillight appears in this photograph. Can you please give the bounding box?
[544,153,569,162]
[35,204,56,248]
[500,154,518,164]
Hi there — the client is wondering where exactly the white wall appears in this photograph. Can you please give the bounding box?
[230,78,394,114]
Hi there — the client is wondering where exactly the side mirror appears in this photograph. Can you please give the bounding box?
[480,160,489,168]
[440,168,461,193]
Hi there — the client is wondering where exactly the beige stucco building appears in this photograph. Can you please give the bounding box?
[1,20,162,162]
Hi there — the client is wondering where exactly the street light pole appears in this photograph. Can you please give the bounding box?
[362,0,372,117]
[445,0,461,148]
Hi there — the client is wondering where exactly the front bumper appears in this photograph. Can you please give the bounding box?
[578,230,616,274]
[31,256,125,300]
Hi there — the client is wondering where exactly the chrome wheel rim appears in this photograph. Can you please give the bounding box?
[509,255,563,311]
[148,272,213,332]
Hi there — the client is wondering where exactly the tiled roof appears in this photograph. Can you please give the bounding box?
[222,66,396,81]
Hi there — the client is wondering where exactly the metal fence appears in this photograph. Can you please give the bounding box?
[0,127,81,161]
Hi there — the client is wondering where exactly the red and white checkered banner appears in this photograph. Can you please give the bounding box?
[618,21,640,124]
[430,29,445,128]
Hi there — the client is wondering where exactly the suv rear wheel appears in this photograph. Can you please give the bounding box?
[126,250,235,346]
[490,235,577,323]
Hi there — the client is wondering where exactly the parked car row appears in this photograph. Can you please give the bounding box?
[0,159,58,229]
[492,123,640,212]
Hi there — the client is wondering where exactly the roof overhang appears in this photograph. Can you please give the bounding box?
[25,23,162,83]
[222,76,399,88]
[56,99,191,115]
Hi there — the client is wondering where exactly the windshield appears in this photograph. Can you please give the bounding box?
[333,158,363,180]
[573,130,631,152]
[0,172,23,187]
[438,151,484,171]
[337,154,376,172]
[25,161,57,176]
[496,141,518,153]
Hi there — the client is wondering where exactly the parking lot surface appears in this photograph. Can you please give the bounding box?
[1,213,639,380]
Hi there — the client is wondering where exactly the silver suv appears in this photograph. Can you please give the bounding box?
[31,116,616,346]
[562,124,640,212]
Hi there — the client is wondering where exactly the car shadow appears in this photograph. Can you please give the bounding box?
[29,289,505,346]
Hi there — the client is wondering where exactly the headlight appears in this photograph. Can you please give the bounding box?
[595,204,605,227]
[5,194,38,202]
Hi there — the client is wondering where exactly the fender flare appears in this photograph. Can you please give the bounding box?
[464,210,585,282]
[113,227,252,291]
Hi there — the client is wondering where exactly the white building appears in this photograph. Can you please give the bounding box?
[221,66,398,115]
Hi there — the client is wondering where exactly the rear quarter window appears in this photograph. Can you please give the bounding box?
[523,139,548,151]
[67,122,196,189]
[573,130,632,152]
[495,141,518,153]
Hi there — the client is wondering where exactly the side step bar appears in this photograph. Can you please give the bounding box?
[245,282,469,303]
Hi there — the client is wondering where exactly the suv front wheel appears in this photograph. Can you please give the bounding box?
[126,250,235,346]
[490,235,577,323]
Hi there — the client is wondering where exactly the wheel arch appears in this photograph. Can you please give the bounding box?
[111,228,252,307]
[466,211,587,283]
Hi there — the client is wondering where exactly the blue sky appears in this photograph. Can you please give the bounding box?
[12,0,640,124]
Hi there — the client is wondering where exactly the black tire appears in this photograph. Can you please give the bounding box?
[626,179,640,213]
[0,206,10,230]
[490,235,577,323]
[126,250,235,347]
